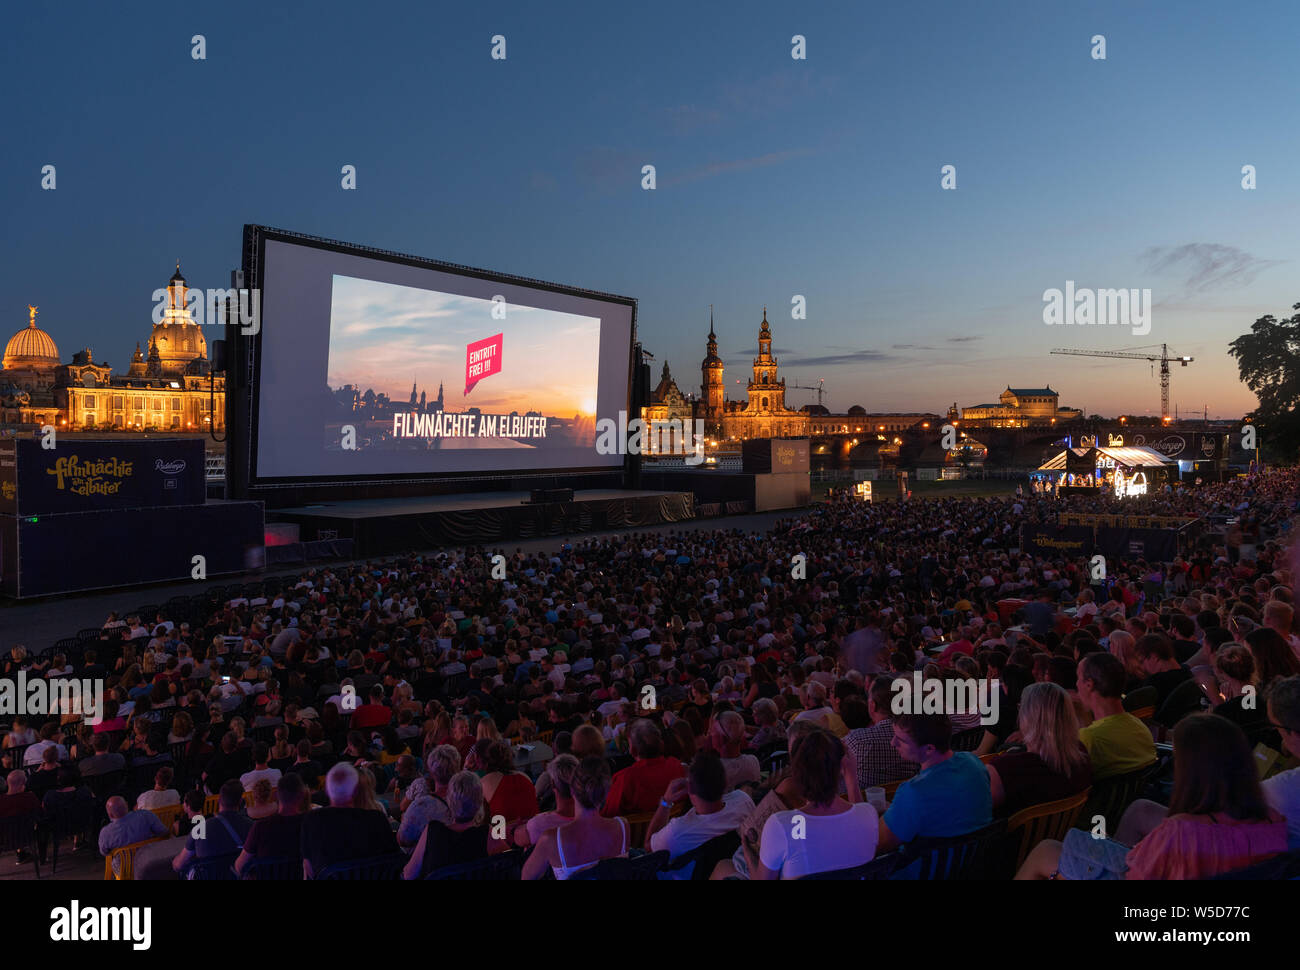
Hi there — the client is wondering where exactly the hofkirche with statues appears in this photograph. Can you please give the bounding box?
[641,307,940,449]
[0,264,224,432]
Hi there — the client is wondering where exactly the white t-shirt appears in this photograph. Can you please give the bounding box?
[136,789,181,811]
[650,790,755,878]
[720,754,761,792]
[240,767,283,791]
[1262,766,1300,850]
[759,802,880,879]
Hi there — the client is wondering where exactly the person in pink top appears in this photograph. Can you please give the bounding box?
[1018,713,1288,880]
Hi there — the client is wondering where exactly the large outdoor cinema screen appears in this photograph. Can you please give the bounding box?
[246,229,635,485]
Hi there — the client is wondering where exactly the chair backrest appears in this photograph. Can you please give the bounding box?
[1128,706,1156,722]
[0,812,39,853]
[799,851,902,880]
[569,850,671,881]
[663,831,742,881]
[2,743,34,771]
[86,769,127,801]
[1122,686,1158,713]
[951,728,986,752]
[766,749,790,774]
[1082,763,1155,835]
[201,789,259,816]
[103,835,167,880]
[902,819,1008,880]
[241,855,304,880]
[623,811,657,850]
[150,803,190,834]
[1005,788,1091,873]
[425,850,523,880]
[315,852,407,880]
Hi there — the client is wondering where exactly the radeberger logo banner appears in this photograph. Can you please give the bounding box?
[46,455,134,495]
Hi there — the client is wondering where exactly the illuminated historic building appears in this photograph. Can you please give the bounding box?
[697,308,811,441]
[0,264,225,431]
[641,361,695,453]
[960,386,1081,428]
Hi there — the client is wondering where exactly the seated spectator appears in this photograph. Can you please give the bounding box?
[750,729,877,879]
[26,745,63,802]
[1134,633,1193,709]
[987,683,1091,817]
[24,722,67,766]
[99,794,167,873]
[649,752,754,877]
[240,742,283,790]
[38,768,95,862]
[1262,675,1300,849]
[1076,653,1156,780]
[524,756,629,879]
[248,778,279,820]
[516,754,579,848]
[481,740,539,832]
[1018,713,1288,879]
[136,766,181,811]
[352,685,391,730]
[235,772,309,877]
[842,676,919,791]
[711,711,761,792]
[601,720,685,817]
[172,779,253,878]
[877,713,993,872]
[398,745,460,847]
[1209,644,1275,746]
[299,762,399,879]
[402,771,490,879]
[749,698,784,751]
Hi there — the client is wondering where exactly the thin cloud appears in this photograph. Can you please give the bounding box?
[1139,243,1282,293]
[662,149,813,188]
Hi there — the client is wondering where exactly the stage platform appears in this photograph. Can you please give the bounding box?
[269,489,695,556]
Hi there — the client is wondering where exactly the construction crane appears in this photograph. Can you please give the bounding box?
[1049,344,1193,422]
[791,378,827,408]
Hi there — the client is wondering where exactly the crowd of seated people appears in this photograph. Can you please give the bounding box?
[1,467,1299,879]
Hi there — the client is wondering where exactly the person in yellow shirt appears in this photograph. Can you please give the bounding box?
[1076,653,1156,780]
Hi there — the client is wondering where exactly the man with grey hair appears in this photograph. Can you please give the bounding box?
[601,718,685,817]
[299,761,398,878]
[1263,675,1300,849]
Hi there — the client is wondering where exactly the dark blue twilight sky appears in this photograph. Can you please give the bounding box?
[2,0,1296,418]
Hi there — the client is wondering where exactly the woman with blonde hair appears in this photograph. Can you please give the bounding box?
[248,777,279,820]
[1107,630,1144,692]
[987,681,1092,816]
[352,765,386,814]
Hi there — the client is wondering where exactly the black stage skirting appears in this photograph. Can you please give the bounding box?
[269,489,694,556]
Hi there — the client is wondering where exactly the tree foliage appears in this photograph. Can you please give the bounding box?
[1228,303,1300,461]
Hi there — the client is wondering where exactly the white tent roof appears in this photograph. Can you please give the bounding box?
[1039,444,1176,471]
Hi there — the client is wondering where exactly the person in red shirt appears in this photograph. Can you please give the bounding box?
[351,686,392,730]
[601,720,685,817]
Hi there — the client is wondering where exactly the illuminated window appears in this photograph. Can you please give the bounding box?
[112,395,123,409]
[84,395,96,408]
[83,413,95,428]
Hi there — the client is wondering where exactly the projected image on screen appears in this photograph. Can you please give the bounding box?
[249,233,633,482]
[325,275,600,456]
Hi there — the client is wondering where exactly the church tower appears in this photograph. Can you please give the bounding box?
[700,306,724,415]
[747,307,785,412]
